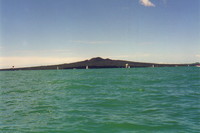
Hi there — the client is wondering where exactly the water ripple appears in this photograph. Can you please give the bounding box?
[0,67,199,132]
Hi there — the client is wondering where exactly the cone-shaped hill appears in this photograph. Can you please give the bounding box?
[0,57,195,71]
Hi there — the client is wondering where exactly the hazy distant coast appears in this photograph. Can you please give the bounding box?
[0,57,198,71]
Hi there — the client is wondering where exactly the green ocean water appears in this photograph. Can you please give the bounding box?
[0,67,199,133]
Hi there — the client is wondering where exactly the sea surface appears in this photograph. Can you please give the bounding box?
[0,67,199,133]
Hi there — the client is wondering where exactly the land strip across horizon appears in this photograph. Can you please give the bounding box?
[0,57,199,71]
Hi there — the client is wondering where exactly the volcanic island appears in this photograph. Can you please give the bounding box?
[0,57,198,71]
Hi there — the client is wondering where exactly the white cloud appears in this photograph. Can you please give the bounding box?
[195,54,200,58]
[107,53,152,62]
[138,42,155,45]
[108,55,131,58]
[109,54,150,59]
[132,53,151,58]
[71,40,113,45]
[0,56,84,69]
[162,0,167,4]
[17,49,71,55]
[139,0,155,7]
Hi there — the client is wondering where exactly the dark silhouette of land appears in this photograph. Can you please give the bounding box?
[0,57,197,71]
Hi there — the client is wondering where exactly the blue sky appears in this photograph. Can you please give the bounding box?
[0,0,199,68]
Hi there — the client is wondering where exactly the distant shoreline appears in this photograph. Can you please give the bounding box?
[0,57,198,71]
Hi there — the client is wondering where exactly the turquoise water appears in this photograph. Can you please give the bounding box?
[0,67,199,133]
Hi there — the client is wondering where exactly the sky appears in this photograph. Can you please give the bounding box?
[0,0,199,68]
